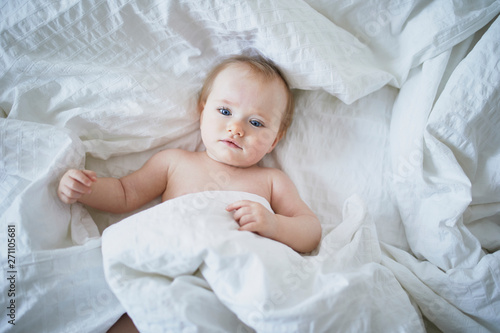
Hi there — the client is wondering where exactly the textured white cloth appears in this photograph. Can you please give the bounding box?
[102,191,423,332]
[1,0,500,332]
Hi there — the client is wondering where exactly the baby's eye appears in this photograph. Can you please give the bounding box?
[250,119,263,127]
[218,107,231,116]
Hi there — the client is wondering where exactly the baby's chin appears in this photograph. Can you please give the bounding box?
[204,147,267,169]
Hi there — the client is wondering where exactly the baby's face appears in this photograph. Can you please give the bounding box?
[200,64,287,168]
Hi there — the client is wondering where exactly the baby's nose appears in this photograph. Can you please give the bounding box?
[227,121,244,137]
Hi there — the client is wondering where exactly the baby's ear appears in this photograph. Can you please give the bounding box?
[267,133,283,153]
[198,100,205,114]
[198,101,205,125]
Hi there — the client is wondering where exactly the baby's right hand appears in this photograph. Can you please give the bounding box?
[57,169,97,204]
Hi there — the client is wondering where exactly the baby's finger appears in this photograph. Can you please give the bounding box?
[58,191,78,204]
[68,169,95,187]
[66,179,92,195]
[238,222,260,234]
[59,186,84,202]
[81,170,98,182]
[226,200,253,212]
[236,213,255,227]
[232,206,253,222]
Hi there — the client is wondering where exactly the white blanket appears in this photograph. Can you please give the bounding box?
[2,0,500,332]
[102,191,423,332]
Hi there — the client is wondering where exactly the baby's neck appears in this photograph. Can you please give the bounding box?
[200,150,260,171]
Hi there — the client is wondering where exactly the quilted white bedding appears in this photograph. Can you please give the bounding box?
[1,0,500,332]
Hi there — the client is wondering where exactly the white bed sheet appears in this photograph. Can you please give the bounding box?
[102,191,423,332]
[1,0,500,332]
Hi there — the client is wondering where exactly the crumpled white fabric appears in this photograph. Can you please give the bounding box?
[388,14,500,333]
[102,191,424,332]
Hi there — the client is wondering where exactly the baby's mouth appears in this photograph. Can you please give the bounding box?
[220,139,242,149]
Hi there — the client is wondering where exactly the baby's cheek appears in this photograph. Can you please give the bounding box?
[249,139,270,156]
[253,133,277,153]
[258,130,277,143]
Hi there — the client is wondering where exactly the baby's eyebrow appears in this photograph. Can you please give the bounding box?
[218,99,238,108]
[252,110,270,119]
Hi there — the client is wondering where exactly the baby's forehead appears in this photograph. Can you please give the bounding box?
[217,62,278,84]
[218,64,286,95]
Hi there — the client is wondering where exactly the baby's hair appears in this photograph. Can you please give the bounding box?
[198,55,294,139]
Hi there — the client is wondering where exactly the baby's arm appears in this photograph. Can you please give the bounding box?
[227,170,321,253]
[57,151,170,213]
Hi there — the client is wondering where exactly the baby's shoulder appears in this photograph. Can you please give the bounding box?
[257,166,290,184]
[154,148,193,159]
[149,148,194,167]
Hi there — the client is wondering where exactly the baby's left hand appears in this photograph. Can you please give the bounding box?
[226,200,278,239]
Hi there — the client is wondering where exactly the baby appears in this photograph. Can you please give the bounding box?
[58,55,321,253]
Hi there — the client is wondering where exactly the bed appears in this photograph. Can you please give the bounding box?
[1,0,499,332]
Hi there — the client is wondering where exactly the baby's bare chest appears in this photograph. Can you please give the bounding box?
[162,159,272,202]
